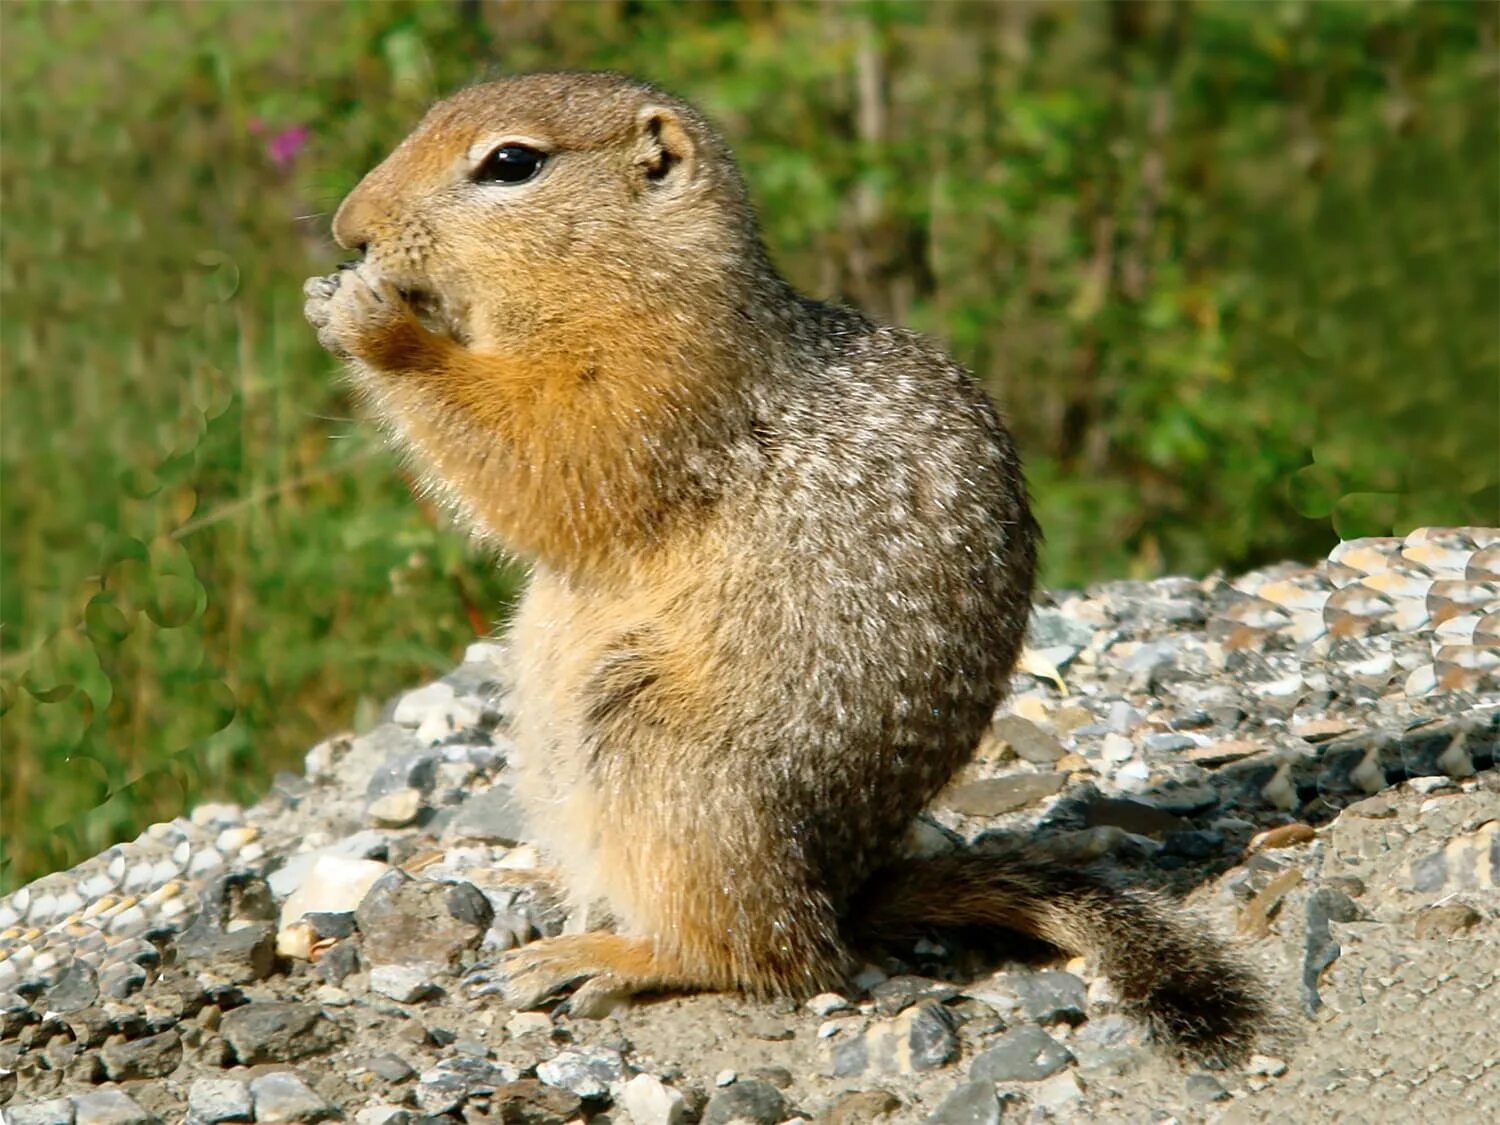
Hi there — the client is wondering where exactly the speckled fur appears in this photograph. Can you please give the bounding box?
[304,72,1266,1063]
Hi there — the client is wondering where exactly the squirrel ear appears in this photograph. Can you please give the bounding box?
[634,105,695,186]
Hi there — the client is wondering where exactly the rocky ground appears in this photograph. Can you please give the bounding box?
[2,527,1496,1125]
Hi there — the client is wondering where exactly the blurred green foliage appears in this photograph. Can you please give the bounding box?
[2,0,1495,891]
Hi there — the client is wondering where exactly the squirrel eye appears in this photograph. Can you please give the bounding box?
[473,144,546,185]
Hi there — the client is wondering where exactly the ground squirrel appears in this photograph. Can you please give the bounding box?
[304,72,1267,1062]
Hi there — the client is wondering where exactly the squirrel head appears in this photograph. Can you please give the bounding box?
[332,72,768,355]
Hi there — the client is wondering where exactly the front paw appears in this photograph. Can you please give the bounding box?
[302,265,408,362]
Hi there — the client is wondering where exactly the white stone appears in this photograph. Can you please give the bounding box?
[1102,732,1135,765]
[464,640,509,667]
[356,1107,411,1125]
[369,963,440,1003]
[393,681,456,726]
[1032,1069,1086,1108]
[215,826,259,854]
[190,802,243,828]
[806,991,852,1017]
[507,1011,554,1038]
[621,1073,686,1125]
[714,1070,737,1087]
[278,855,391,928]
[367,788,424,828]
[1115,760,1152,792]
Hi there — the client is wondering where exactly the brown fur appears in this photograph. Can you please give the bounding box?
[304,71,1267,1063]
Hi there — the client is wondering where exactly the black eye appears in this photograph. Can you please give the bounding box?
[473,144,546,185]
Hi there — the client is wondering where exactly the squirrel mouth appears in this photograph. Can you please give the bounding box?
[401,286,469,346]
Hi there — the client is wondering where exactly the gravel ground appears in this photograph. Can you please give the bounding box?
[2,526,1496,1124]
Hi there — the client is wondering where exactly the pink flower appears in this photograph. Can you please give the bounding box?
[266,125,309,168]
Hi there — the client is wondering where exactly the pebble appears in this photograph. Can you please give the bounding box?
[188,1078,254,1123]
[991,715,1067,763]
[393,681,457,727]
[1032,1069,1087,1110]
[367,787,424,828]
[1068,1013,1150,1075]
[969,1024,1075,1082]
[249,1071,336,1123]
[507,1010,555,1038]
[71,1091,156,1125]
[365,1052,419,1083]
[701,1079,786,1125]
[369,962,441,1003]
[219,1001,342,1064]
[869,975,961,1017]
[923,1081,1002,1125]
[827,1000,956,1076]
[806,991,854,1016]
[100,1026,182,1079]
[278,855,391,930]
[622,1073,688,1125]
[536,1045,630,1099]
[355,871,494,968]
[967,970,1087,1026]
[489,1079,583,1123]
[442,783,526,845]
[7,1100,76,1125]
[940,772,1066,816]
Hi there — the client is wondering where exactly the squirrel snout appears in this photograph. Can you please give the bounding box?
[331,192,377,254]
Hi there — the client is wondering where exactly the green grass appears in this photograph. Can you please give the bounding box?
[2,1,1495,891]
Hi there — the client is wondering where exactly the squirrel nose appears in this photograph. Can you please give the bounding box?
[331,190,376,253]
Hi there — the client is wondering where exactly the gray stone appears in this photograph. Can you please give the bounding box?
[536,1045,629,1099]
[355,870,493,968]
[42,961,98,1014]
[1185,1072,1230,1103]
[100,1027,182,1079]
[924,1081,1002,1125]
[188,1078,254,1123]
[366,1052,418,1083]
[1143,733,1198,753]
[177,917,276,984]
[249,1071,335,1122]
[6,1099,76,1125]
[1068,1014,1150,1076]
[969,1024,1074,1082]
[869,975,961,1017]
[830,1000,957,1076]
[71,1091,157,1125]
[1026,609,1096,653]
[98,960,148,1000]
[220,1002,341,1064]
[369,963,441,1003]
[992,716,1067,764]
[443,783,526,845]
[941,773,1066,816]
[701,1078,787,1125]
[980,970,1088,1026]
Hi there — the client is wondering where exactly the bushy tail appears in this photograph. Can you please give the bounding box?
[851,850,1270,1065]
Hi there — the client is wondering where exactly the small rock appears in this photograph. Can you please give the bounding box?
[6,1099,76,1125]
[1030,1069,1086,1110]
[536,1045,629,1099]
[356,871,494,968]
[393,682,457,727]
[1084,796,1184,837]
[100,1027,183,1080]
[969,1024,1074,1082]
[940,773,1066,816]
[367,788,424,828]
[220,1002,341,1064]
[1185,1072,1230,1103]
[316,941,360,985]
[820,1090,901,1125]
[366,1053,418,1083]
[923,1081,1000,1125]
[701,1079,786,1125]
[967,970,1087,1026]
[248,1071,335,1122]
[353,1109,410,1125]
[71,1091,156,1125]
[1246,1053,1289,1078]
[369,963,441,1003]
[806,991,853,1017]
[621,1073,688,1125]
[869,976,961,1017]
[507,1010,554,1038]
[1142,733,1197,753]
[1411,902,1483,938]
[488,1079,583,1123]
[992,716,1066,764]
[443,783,526,845]
[188,1078,254,1123]
[98,961,148,1000]
[42,961,99,1014]
[1069,1014,1149,1076]
[829,1000,956,1076]
[279,856,391,930]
